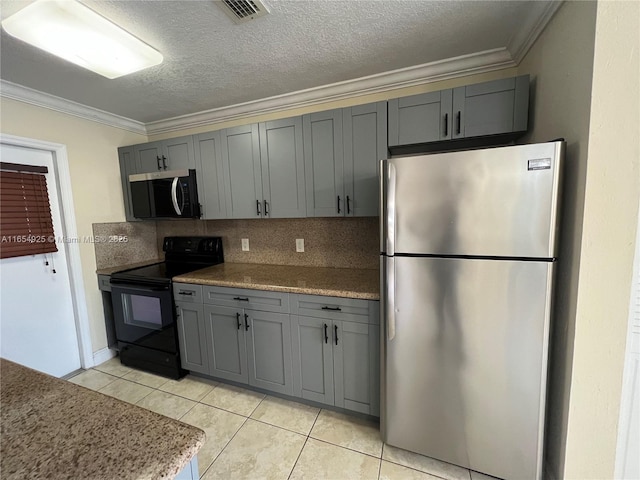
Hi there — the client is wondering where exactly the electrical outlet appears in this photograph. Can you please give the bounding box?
[241,238,249,251]
[296,238,304,252]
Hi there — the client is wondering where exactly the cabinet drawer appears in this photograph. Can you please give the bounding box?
[203,286,290,313]
[173,283,203,304]
[98,274,111,292]
[292,294,378,324]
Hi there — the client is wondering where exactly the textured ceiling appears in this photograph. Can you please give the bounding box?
[2,1,544,123]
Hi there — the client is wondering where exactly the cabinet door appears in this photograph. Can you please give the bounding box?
[291,315,334,404]
[176,302,209,375]
[163,135,196,170]
[221,124,264,219]
[134,141,163,173]
[118,146,138,222]
[343,102,387,217]
[204,304,248,383]
[388,90,451,146]
[259,117,306,218]
[245,310,293,395]
[452,75,529,139]
[303,110,344,217]
[333,320,380,416]
[195,131,227,219]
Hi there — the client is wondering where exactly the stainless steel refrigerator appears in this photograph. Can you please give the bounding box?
[380,141,564,480]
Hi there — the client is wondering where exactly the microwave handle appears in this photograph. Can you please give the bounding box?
[171,177,182,216]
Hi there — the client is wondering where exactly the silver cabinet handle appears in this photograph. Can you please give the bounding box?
[386,256,396,341]
[171,177,181,215]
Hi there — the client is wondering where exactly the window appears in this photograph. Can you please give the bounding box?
[0,162,57,259]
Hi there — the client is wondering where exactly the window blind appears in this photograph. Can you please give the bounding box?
[0,164,57,259]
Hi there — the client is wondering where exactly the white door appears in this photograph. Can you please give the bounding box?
[0,144,81,377]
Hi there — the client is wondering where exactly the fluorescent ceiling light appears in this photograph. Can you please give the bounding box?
[1,0,163,79]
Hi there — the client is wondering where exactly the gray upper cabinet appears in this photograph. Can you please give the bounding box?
[221,124,263,219]
[389,74,529,147]
[452,75,529,139]
[388,90,452,147]
[222,120,305,219]
[134,136,196,173]
[304,109,344,217]
[259,118,306,218]
[195,131,227,219]
[343,102,387,217]
[176,301,209,375]
[117,146,137,222]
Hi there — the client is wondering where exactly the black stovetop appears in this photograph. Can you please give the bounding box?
[110,236,223,285]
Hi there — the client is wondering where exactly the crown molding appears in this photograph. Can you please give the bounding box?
[146,48,516,135]
[508,1,564,64]
[0,80,147,136]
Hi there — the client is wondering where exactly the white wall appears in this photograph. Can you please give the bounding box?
[564,1,640,477]
[518,1,640,478]
[516,2,597,477]
[0,98,147,355]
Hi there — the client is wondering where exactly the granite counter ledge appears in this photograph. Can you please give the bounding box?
[0,359,204,480]
[172,263,380,300]
[96,258,163,275]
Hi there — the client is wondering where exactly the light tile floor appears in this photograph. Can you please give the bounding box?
[69,357,497,480]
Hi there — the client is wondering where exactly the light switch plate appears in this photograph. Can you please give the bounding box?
[241,238,249,251]
[296,238,304,252]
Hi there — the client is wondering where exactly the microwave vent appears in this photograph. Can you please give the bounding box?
[218,0,270,24]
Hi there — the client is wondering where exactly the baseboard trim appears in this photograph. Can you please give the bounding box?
[92,347,117,367]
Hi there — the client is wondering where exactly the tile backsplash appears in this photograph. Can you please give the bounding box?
[92,222,159,269]
[93,218,379,270]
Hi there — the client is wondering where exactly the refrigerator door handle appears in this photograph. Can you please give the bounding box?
[386,163,396,256]
[386,256,396,341]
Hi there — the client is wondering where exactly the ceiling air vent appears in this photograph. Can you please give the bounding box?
[218,0,270,24]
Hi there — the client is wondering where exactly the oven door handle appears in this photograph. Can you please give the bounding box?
[111,283,170,293]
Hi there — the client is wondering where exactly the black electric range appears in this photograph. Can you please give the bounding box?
[110,236,223,379]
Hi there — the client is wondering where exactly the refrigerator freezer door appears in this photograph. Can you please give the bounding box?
[384,142,563,258]
[382,256,553,480]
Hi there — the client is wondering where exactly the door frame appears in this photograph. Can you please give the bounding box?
[0,133,93,369]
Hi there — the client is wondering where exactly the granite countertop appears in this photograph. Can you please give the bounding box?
[173,263,380,300]
[0,359,204,480]
[96,258,162,275]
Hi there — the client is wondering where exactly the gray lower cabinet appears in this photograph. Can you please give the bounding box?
[173,284,377,414]
[176,301,209,375]
[246,310,293,395]
[291,294,380,416]
[204,304,248,383]
[202,304,293,394]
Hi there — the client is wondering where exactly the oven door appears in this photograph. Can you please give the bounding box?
[111,283,177,354]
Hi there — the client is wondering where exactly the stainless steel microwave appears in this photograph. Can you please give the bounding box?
[129,169,201,219]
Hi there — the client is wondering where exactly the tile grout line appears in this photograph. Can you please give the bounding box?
[286,436,309,480]
[199,416,251,479]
